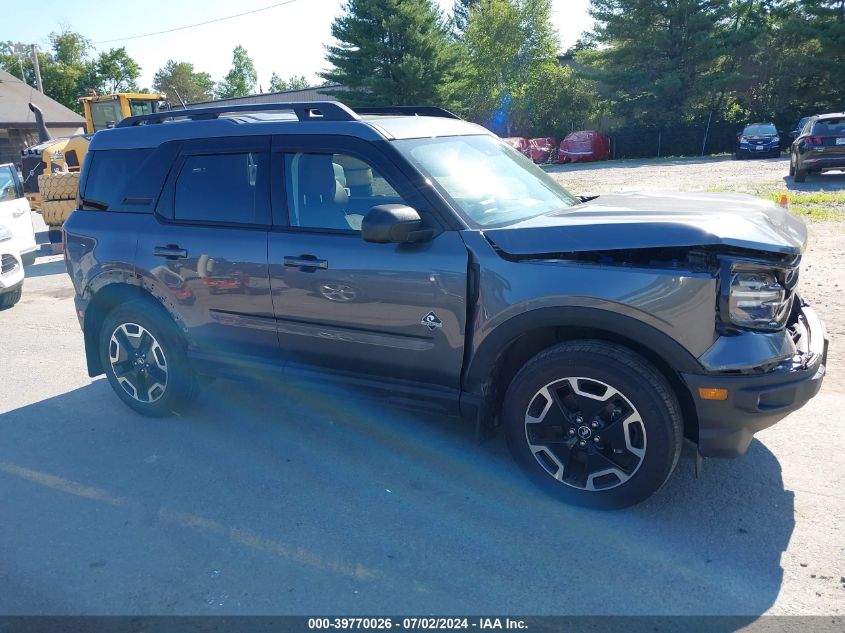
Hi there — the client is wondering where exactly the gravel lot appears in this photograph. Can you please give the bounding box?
[0,159,843,616]
[547,154,845,196]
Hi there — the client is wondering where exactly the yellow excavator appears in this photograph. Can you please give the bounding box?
[22,92,164,228]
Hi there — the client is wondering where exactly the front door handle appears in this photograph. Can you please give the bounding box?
[154,245,188,260]
[284,255,328,270]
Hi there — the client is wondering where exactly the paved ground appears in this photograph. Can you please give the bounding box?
[1,164,844,615]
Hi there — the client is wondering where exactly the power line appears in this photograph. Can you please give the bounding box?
[92,0,299,45]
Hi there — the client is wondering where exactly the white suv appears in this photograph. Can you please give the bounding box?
[0,163,37,309]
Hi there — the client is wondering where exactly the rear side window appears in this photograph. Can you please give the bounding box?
[174,152,267,225]
[82,149,152,210]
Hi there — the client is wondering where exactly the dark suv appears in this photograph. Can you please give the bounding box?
[790,112,845,182]
[64,102,828,508]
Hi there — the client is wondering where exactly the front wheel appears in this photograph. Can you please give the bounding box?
[503,340,683,509]
[99,299,199,417]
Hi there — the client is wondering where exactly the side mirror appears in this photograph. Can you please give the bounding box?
[362,204,434,244]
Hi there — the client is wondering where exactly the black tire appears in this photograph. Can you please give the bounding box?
[794,167,807,183]
[99,298,199,417]
[735,151,743,160]
[21,251,37,267]
[502,340,683,509]
[789,155,795,176]
[0,285,22,310]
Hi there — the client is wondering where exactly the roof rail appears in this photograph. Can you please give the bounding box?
[115,101,360,128]
[353,106,461,120]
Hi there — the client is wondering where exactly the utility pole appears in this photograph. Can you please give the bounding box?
[30,45,43,93]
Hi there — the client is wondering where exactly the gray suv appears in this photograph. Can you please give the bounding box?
[63,102,828,508]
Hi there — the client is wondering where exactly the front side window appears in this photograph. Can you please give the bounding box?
[394,135,579,228]
[174,152,265,224]
[284,152,405,231]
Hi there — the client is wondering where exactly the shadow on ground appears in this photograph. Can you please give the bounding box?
[783,171,845,192]
[0,376,794,618]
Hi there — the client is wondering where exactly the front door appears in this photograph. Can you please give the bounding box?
[267,137,469,389]
[0,164,36,258]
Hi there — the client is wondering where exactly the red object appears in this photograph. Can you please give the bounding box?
[558,130,612,163]
[502,137,530,156]
[528,137,557,163]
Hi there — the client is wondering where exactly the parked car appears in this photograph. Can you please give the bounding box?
[790,112,845,183]
[0,224,24,309]
[64,101,827,509]
[0,163,37,266]
[501,137,530,157]
[736,122,781,159]
[527,137,557,163]
[558,130,611,163]
[789,116,812,142]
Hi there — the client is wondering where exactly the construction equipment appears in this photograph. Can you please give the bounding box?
[21,92,164,230]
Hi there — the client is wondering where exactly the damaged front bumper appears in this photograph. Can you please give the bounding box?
[681,300,828,458]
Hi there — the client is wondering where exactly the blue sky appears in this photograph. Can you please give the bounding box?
[7,0,594,90]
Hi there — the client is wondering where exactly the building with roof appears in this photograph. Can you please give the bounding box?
[184,84,344,110]
[0,68,85,166]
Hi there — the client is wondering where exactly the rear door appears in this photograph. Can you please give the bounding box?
[267,135,469,390]
[134,136,279,363]
[0,164,36,257]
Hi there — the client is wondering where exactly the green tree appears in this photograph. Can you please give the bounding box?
[216,45,257,98]
[0,31,94,113]
[451,0,480,33]
[92,47,141,93]
[153,60,215,103]
[268,73,309,92]
[320,0,463,108]
[463,0,579,135]
[579,0,734,125]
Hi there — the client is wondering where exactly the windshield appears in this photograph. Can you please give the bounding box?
[89,101,124,132]
[394,135,579,227]
[743,123,777,136]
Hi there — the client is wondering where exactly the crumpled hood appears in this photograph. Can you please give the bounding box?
[483,191,807,257]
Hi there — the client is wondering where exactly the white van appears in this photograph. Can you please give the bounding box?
[0,163,37,309]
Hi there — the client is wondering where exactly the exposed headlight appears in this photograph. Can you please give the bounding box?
[728,269,791,330]
[0,225,12,242]
[739,136,749,143]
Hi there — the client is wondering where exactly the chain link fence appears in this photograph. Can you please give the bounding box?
[605,122,744,159]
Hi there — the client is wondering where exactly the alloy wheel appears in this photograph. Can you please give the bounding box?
[108,323,168,403]
[524,376,647,491]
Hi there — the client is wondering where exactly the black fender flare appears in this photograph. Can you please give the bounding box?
[462,306,705,395]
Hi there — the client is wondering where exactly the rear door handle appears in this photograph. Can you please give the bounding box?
[284,255,328,270]
[154,245,188,260]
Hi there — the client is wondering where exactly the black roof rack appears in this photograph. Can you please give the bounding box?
[115,101,360,128]
[353,106,461,120]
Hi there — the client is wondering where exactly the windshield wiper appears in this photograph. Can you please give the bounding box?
[80,197,109,210]
[578,194,600,203]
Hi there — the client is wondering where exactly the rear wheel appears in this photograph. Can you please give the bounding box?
[789,154,795,176]
[794,165,807,183]
[99,299,199,417]
[502,340,683,509]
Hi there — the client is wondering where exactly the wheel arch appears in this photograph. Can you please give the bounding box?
[83,282,175,377]
[464,307,704,442]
